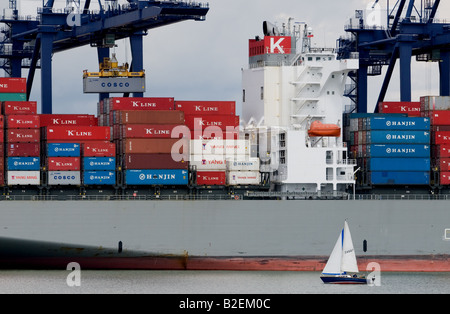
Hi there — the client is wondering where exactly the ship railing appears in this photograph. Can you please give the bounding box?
[0,194,244,201]
[352,194,450,200]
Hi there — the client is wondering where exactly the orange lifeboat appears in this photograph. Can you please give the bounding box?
[308,120,341,137]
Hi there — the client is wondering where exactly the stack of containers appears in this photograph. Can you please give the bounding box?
[352,115,431,185]
[420,96,450,185]
[4,101,41,185]
[101,97,189,186]
[0,78,27,102]
[43,124,114,186]
[40,114,99,186]
[176,100,257,186]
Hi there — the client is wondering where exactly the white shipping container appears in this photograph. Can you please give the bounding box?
[190,155,227,170]
[227,171,260,185]
[48,171,81,185]
[7,171,40,185]
[226,158,260,171]
[190,139,250,156]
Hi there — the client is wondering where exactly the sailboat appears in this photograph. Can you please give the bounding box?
[320,220,367,284]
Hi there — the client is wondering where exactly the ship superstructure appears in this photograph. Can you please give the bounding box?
[242,20,359,194]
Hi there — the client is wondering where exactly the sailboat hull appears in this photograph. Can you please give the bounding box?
[320,275,367,284]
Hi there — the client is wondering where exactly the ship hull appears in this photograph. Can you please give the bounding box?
[0,199,449,271]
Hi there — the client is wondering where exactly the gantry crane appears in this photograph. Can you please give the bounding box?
[0,0,209,113]
[338,0,450,113]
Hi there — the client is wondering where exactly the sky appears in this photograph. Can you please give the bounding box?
[1,0,450,115]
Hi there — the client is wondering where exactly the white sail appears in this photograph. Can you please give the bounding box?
[341,220,359,273]
[321,228,344,275]
[321,221,359,275]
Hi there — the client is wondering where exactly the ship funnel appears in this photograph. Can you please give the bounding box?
[263,21,280,36]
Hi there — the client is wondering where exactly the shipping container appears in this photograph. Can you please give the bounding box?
[227,171,260,185]
[196,171,226,185]
[0,93,26,101]
[366,144,430,158]
[190,139,250,156]
[7,171,40,185]
[0,115,4,129]
[48,171,81,185]
[367,157,430,171]
[83,142,115,157]
[40,114,97,127]
[107,97,174,111]
[47,157,81,171]
[190,155,227,171]
[365,117,429,131]
[7,115,40,128]
[118,110,184,125]
[2,101,37,115]
[83,171,116,185]
[46,126,111,141]
[226,158,260,171]
[435,158,450,171]
[175,101,236,115]
[367,130,430,144]
[7,143,40,157]
[7,157,40,170]
[434,131,450,145]
[420,96,450,111]
[369,171,430,185]
[190,131,240,140]
[0,78,26,93]
[440,172,450,185]
[7,129,40,142]
[379,101,421,117]
[184,115,240,131]
[47,143,81,157]
[123,138,188,155]
[125,169,188,185]
[429,111,450,126]
[83,157,116,171]
[124,153,188,170]
[121,124,183,138]
[433,145,450,158]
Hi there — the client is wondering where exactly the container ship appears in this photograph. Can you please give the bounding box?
[1,3,450,272]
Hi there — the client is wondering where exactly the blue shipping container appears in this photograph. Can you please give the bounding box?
[125,169,189,185]
[83,157,116,171]
[370,171,430,185]
[83,171,116,185]
[368,144,430,158]
[7,157,40,170]
[366,117,430,131]
[368,158,430,171]
[367,131,430,144]
[47,143,80,157]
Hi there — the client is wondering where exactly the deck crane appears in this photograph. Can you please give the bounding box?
[0,0,209,113]
[337,0,450,113]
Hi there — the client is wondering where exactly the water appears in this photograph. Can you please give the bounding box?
[0,270,449,294]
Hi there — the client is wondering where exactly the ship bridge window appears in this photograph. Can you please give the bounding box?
[445,229,450,240]
[308,57,313,61]
[316,57,321,61]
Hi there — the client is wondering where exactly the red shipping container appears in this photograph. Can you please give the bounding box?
[47,157,80,171]
[2,101,37,115]
[191,130,239,140]
[46,126,111,141]
[434,131,450,144]
[379,101,421,116]
[7,143,40,157]
[7,129,40,142]
[0,78,26,93]
[438,158,450,171]
[437,145,450,158]
[0,115,4,129]
[108,97,174,111]
[121,124,183,139]
[124,153,188,169]
[431,125,450,132]
[184,115,240,131]
[440,172,450,185]
[430,111,450,126]
[175,101,236,115]
[196,171,226,185]
[7,115,40,128]
[83,142,116,157]
[39,114,97,127]
[118,110,184,125]
[123,138,188,154]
